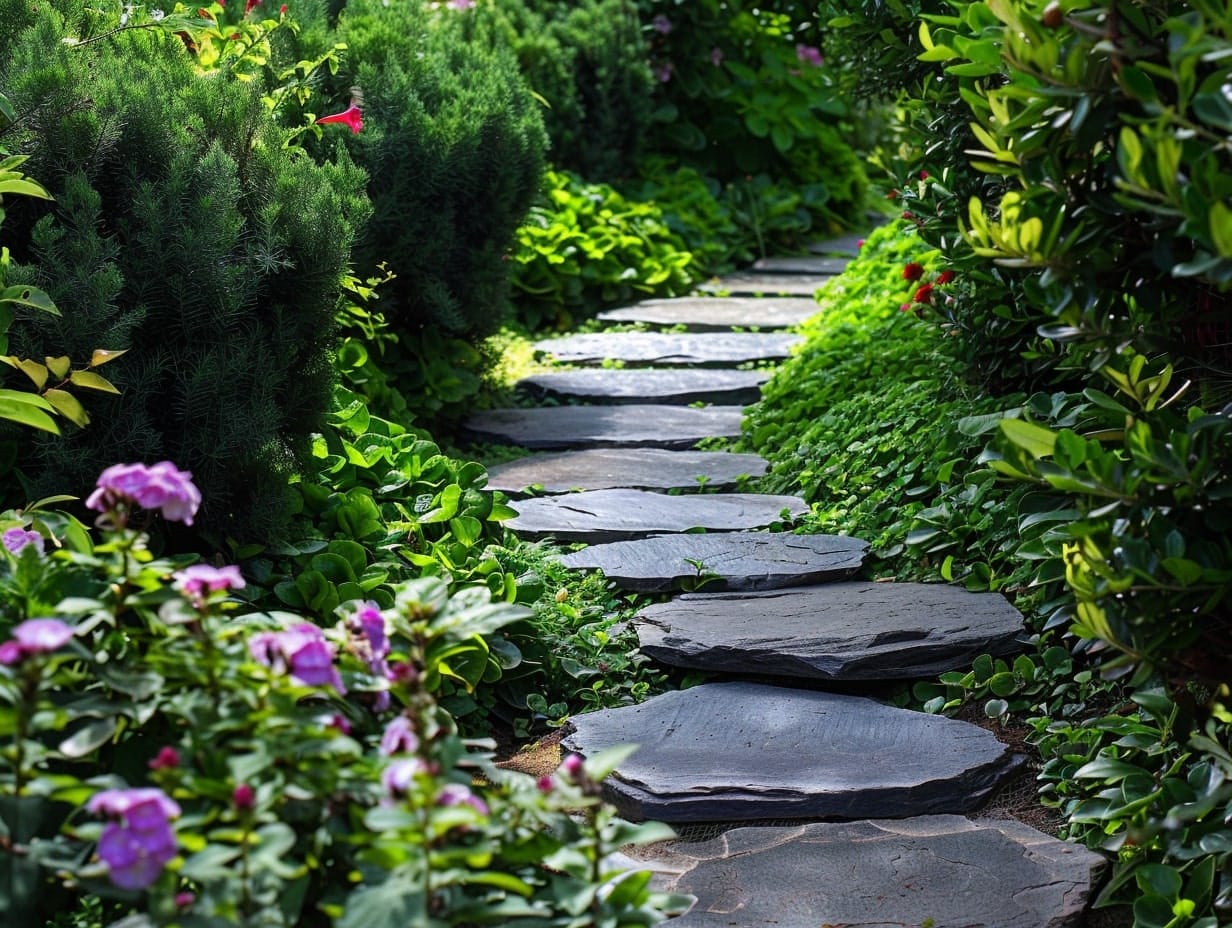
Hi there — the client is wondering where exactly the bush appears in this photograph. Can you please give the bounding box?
[0,0,368,542]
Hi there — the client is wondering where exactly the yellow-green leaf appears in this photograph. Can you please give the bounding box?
[0,284,59,315]
[43,388,90,428]
[12,358,48,389]
[45,355,70,379]
[0,389,60,433]
[89,348,129,368]
[68,370,120,394]
[999,418,1057,458]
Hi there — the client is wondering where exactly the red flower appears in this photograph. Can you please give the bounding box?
[857,239,865,249]
[902,262,925,281]
[886,189,899,200]
[279,3,287,11]
[148,747,181,771]
[936,270,956,284]
[899,303,912,312]
[919,170,930,180]
[316,104,363,134]
[244,0,259,13]
[913,283,934,305]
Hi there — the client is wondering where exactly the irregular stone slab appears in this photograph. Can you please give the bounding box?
[464,405,744,450]
[487,449,768,496]
[562,682,1021,822]
[750,255,850,275]
[634,581,1025,680]
[641,816,1105,928]
[533,332,801,367]
[559,533,867,593]
[517,368,768,406]
[808,232,866,256]
[696,273,831,297]
[507,490,808,544]
[597,297,817,331]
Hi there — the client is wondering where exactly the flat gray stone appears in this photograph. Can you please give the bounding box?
[559,533,867,593]
[640,816,1105,928]
[487,449,768,496]
[517,368,768,406]
[507,489,808,543]
[750,255,850,275]
[808,233,866,256]
[464,405,744,450]
[562,682,1021,822]
[533,332,801,367]
[634,581,1025,680]
[696,273,832,297]
[596,297,817,331]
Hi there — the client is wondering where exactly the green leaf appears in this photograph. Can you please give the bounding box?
[68,370,120,394]
[0,284,58,315]
[58,717,117,758]
[43,388,89,427]
[88,348,128,368]
[999,418,1057,458]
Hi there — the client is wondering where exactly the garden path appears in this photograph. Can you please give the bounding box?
[466,240,1107,927]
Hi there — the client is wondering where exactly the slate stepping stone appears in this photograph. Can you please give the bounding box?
[533,332,801,367]
[561,682,1021,822]
[634,581,1025,680]
[750,255,850,275]
[640,816,1105,928]
[487,449,768,496]
[808,232,866,256]
[465,405,744,450]
[517,368,768,406]
[507,489,808,544]
[696,273,831,297]
[558,532,867,593]
[596,297,818,331]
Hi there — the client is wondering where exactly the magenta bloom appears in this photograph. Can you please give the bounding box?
[86,462,202,526]
[380,715,419,756]
[447,0,474,7]
[89,788,180,890]
[0,618,75,665]
[437,783,489,815]
[174,564,245,607]
[249,623,346,693]
[654,62,674,83]
[345,601,389,675]
[382,758,424,797]
[795,44,824,67]
[651,13,672,34]
[3,527,44,556]
[316,104,363,134]
[560,753,584,779]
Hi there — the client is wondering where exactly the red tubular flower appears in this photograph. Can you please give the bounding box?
[244,0,259,14]
[316,104,363,134]
[936,270,956,285]
[913,283,934,305]
[902,262,925,281]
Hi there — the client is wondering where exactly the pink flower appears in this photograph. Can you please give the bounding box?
[857,239,865,249]
[560,754,583,779]
[174,564,245,607]
[382,758,424,797]
[148,747,181,771]
[345,601,389,675]
[89,788,180,890]
[232,783,256,811]
[651,13,672,34]
[316,104,363,134]
[447,0,474,7]
[437,783,488,815]
[0,618,74,665]
[3,527,44,556]
[919,170,930,180]
[537,775,553,793]
[86,462,202,526]
[795,44,824,67]
[379,715,419,756]
[654,62,674,82]
[249,623,346,693]
[902,262,925,281]
[710,46,724,67]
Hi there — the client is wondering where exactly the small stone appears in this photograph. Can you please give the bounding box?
[696,274,832,297]
[517,368,768,406]
[487,449,768,496]
[750,255,850,275]
[533,332,801,367]
[464,405,744,449]
[559,532,867,592]
[597,297,818,331]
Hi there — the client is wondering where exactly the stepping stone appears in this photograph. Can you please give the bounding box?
[696,273,831,297]
[750,255,849,275]
[808,232,865,256]
[562,682,1021,822]
[558,532,867,593]
[533,332,801,367]
[487,449,768,496]
[465,405,744,450]
[634,581,1025,681]
[517,368,768,406]
[507,489,808,544]
[596,297,817,331]
[640,816,1105,928]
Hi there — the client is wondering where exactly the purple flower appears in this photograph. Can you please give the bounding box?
[437,783,488,815]
[654,62,674,83]
[0,618,74,665]
[174,564,245,607]
[710,46,724,67]
[344,601,389,676]
[651,13,672,34]
[3,527,44,556]
[795,44,824,67]
[86,462,202,526]
[447,0,474,7]
[249,623,346,693]
[382,758,424,797]
[89,788,180,890]
[380,715,419,756]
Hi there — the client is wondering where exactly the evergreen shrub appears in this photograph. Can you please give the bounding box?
[0,0,368,541]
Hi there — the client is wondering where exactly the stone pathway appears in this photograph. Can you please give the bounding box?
[469,238,1106,926]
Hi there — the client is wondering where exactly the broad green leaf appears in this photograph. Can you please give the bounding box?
[89,347,129,368]
[43,388,89,427]
[68,370,120,394]
[0,284,58,314]
[44,355,70,379]
[999,418,1057,458]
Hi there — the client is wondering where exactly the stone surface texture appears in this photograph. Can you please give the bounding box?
[559,532,867,592]
[597,297,818,331]
[562,682,1021,822]
[633,581,1025,680]
[533,332,801,366]
[750,255,850,275]
[517,368,768,406]
[487,449,768,496]
[507,489,808,543]
[808,233,866,256]
[640,816,1105,928]
[697,273,832,297]
[464,405,744,450]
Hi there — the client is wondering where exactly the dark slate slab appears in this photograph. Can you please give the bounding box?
[750,255,850,275]
[464,405,744,450]
[558,532,867,593]
[533,332,801,367]
[507,489,808,544]
[642,816,1105,928]
[633,581,1025,680]
[808,233,866,256]
[562,682,1022,822]
[596,297,817,331]
[487,449,768,496]
[696,273,832,297]
[517,368,768,406]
